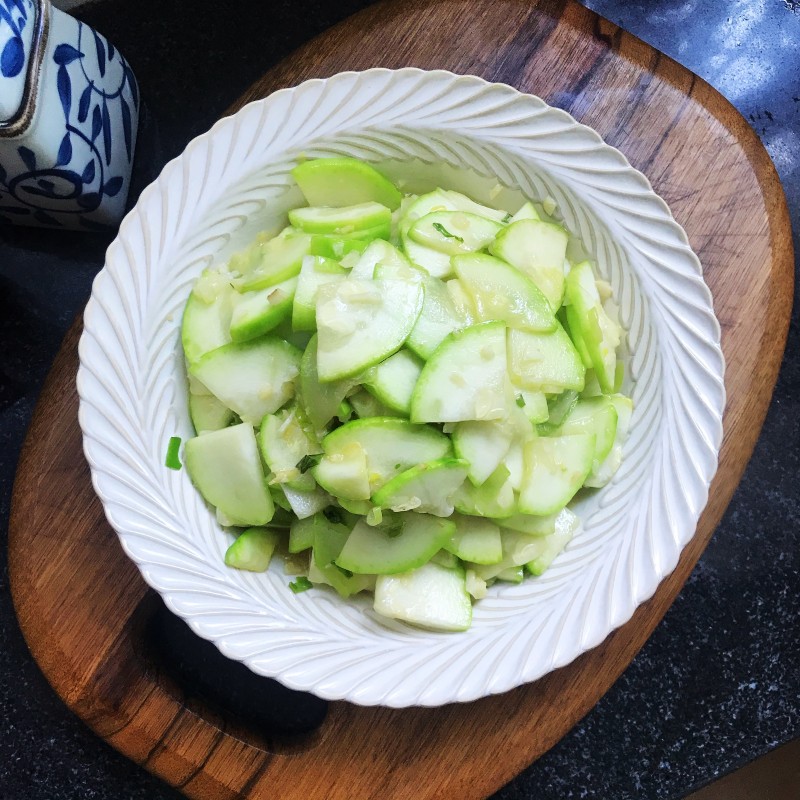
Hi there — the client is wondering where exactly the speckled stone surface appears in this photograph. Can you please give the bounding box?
[1,2,798,799]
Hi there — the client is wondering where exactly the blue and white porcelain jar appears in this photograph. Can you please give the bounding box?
[0,0,139,229]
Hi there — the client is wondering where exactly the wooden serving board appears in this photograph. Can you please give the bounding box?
[9,1,794,798]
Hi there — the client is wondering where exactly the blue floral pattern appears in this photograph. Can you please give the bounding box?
[0,0,29,79]
[0,6,139,229]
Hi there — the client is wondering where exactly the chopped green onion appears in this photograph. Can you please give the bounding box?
[502,212,512,223]
[432,222,463,242]
[296,454,321,473]
[323,506,344,524]
[289,576,313,593]
[337,399,353,422]
[516,394,526,408]
[334,563,354,578]
[165,436,182,470]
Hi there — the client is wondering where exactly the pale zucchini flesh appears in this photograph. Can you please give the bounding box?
[348,388,402,419]
[371,458,469,516]
[445,515,503,564]
[337,513,455,574]
[409,211,502,255]
[411,322,510,423]
[322,417,452,492]
[190,338,301,425]
[313,442,371,501]
[374,561,472,631]
[288,516,316,553]
[430,549,460,569]
[402,235,455,279]
[490,220,568,309]
[525,508,580,575]
[453,253,555,333]
[311,514,376,597]
[445,278,478,325]
[350,239,413,281]
[178,160,633,632]
[289,202,392,235]
[515,389,549,424]
[565,261,622,393]
[509,201,539,223]
[181,282,236,364]
[309,234,371,260]
[441,190,509,223]
[298,334,355,432]
[452,463,516,519]
[364,349,423,415]
[257,407,321,491]
[406,277,466,360]
[468,523,574,581]
[518,434,596,515]
[584,394,632,488]
[292,256,346,332]
[555,396,618,473]
[230,277,297,342]
[292,158,402,210]
[233,232,311,293]
[451,419,513,486]
[225,527,279,572]
[507,323,585,393]
[282,484,332,520]
[189,393,234,434]
[315,278,423,381]
[399,191,460,278]
[184,423,274,526]
[495,565,524,583]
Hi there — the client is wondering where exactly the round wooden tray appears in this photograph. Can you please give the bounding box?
[9,1,793,798]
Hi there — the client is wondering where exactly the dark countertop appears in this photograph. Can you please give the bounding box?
[1,1,798,798]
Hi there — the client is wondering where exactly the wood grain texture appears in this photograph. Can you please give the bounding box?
[9,1,793,798]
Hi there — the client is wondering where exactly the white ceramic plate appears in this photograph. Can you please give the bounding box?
[78,69,725,708]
